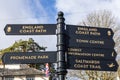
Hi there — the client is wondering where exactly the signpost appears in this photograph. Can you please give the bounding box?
[4,24,57,35]
[67,37,115,49]
[2,11,119,80]
[67,57,118,71]
[2,52,57,64]
[67,48,117,60]
[66,25,114,39]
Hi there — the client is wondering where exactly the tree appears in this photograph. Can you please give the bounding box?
[0,38,46,53]
[0,38,46,67]
[81,10,116,28]
[68,10,120,80]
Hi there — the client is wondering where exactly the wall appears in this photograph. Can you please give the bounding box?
[35,75,49,80]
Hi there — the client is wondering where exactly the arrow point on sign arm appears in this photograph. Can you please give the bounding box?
[4,24,11,35]
[116,61,119,71]
[112,50,117,58]
[4,25,7,34]
[110,28,114,38]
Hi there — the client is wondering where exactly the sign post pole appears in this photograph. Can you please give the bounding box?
[56,11,67,80]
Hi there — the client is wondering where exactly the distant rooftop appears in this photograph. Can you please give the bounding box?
[0,68,45,76]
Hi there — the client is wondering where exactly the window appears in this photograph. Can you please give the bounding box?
[4,77,14,80]
[26,76,35,80]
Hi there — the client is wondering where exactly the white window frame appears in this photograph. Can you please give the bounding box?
[4,77,14,80]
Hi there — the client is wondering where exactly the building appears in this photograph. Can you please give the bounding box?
[0,64,49,80]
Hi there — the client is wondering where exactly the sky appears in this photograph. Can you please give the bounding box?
[0,0,120,51]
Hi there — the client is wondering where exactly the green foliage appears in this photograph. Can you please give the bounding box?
[0,38,45,54]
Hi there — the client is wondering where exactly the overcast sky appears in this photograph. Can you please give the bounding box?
[0,0,120,51]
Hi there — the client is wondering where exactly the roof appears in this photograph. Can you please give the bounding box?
[0,68,45,76]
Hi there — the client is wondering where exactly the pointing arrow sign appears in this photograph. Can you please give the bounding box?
[4,24,57,35]
[2,52,57,64]
[67,37,115,49]
[67,58,119,71]
[66,25,114,39]
[67,48,117,60]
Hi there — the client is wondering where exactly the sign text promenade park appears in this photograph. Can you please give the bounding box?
[2,52,57,64]
[2,12,118,75]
